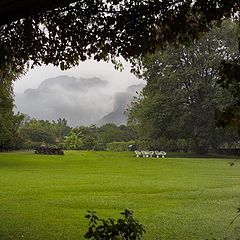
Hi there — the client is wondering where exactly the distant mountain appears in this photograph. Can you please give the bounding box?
[15,75,145,126]
[38,75,107,92]
[15,75,112,126]
[98,83,145,126]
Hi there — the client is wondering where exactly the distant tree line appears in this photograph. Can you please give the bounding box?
[4,117,137,151]
[0,109,239,153]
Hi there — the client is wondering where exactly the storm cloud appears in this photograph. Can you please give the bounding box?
[14,75,145,126]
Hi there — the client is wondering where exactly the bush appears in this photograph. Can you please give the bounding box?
[22,140,44,150]
[84,209,145,240]
[106,141,135,152]
[136,138,171,151]
[176,139,189,152]
[35,146,64,155]
[93,143,106,151]
[62,132,83,150]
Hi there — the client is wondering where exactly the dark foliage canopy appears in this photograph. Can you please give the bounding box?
[127,22,239,152]
[0,0,239,71]
[216,60,240,130]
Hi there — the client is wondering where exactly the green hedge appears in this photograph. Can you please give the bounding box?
[106,141,135,152]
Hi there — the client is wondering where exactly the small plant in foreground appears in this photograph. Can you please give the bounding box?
[84,209,145,240]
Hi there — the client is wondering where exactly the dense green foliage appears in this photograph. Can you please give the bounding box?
[19,117,71,149]
[62,132,84,150]
[62,124,137,150]
[0,151,239,239]
[84,209,145,239]
[215,21,240,131]
[216,59,240,132]
[18,119,137,151]
[127,22,239,153]
[106,141,135,152]
[0,1,238,73]
[0,68,24,150]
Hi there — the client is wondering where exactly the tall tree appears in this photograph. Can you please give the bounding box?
[52,118,71,139]
[127,22,239,152]
[19,118,71,148]
[0,68,24,150]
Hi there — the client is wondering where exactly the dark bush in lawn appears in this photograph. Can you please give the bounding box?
[35,146,64,155]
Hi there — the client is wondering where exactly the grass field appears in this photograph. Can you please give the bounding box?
[0,151,240,239]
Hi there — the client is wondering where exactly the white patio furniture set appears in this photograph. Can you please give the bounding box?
[134,150,167,158]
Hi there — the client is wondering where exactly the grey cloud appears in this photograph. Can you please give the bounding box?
[14,75,145,126]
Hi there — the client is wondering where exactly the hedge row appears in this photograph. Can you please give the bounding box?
[106,141,135,152]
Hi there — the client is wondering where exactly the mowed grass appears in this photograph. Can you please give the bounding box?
[0,151,240,240]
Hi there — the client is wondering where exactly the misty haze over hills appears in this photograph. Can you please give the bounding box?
[98,84,144,125]
[14,75,145,126]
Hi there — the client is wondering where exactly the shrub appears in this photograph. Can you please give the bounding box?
[35,146,64,155]
[62,132,83,150]
[176,139,189,152]
[22,140,44,150]
[84,209,145,240]
[106,141,135,152]
[93,143,106,151]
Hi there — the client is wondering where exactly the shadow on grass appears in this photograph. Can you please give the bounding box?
[166,152,239,159]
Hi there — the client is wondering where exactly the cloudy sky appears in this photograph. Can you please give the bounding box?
[14,59,141,93]
[13,60,145,126]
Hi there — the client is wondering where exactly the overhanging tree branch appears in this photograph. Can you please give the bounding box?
[0,0,77,26]
[0,0,239,72]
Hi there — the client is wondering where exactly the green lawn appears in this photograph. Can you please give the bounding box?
[0,151,239,239]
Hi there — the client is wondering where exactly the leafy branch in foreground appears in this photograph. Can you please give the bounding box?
[84,209,145,240]
[0,1,239,73]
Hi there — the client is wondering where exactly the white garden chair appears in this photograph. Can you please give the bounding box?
[149,151,155,157]
[145,151,151,157]
[155,151,161,158]
[135,150,142,157]
[141,151,146,157]
[159,151,167,158]
[141,151,149,157]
